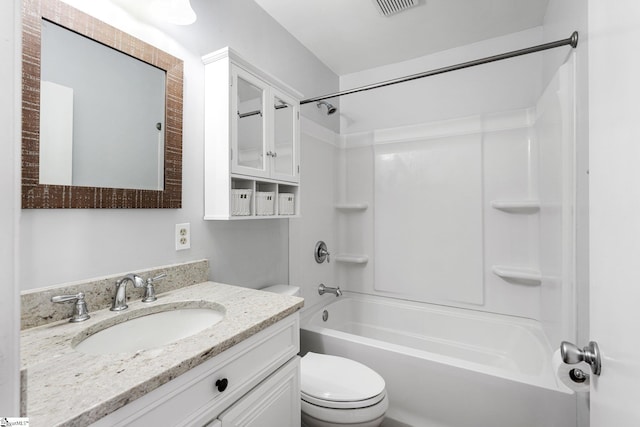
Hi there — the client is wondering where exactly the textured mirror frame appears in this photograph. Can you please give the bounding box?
[22,0,183,208]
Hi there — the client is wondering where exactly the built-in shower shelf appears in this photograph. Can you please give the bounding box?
[335,203,369,212]
[490,200,540,213]
[492,265,542,285]
[335,254,369,264]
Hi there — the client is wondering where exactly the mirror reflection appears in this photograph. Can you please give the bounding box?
[39,20,166,191]
[236,76,265,171]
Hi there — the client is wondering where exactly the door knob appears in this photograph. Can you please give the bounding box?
[560,341,601,376]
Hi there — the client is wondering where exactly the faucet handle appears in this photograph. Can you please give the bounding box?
[51,292,90,322]
[315,241,330,263]
[148,273,167,283]
[142,273,166,303]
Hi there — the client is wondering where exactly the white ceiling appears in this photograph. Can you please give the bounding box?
[253,0,550,75]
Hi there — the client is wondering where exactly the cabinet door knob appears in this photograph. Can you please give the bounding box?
[215,378,229,392]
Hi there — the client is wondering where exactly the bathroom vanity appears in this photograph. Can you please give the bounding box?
[20,281,303,426]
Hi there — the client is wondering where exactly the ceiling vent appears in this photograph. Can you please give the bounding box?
[373,0,419,17]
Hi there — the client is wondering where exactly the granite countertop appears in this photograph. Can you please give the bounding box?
[20,281,304,426]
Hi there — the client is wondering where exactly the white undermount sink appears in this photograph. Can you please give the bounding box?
[73,306,225,355]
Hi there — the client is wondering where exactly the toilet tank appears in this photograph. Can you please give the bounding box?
[261,284,301,297]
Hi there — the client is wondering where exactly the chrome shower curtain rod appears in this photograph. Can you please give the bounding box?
[300,31,579,105]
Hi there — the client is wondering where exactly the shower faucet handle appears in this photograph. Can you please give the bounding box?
[315,241,330,263]
[320,247,330,263]
[51,292,90,322]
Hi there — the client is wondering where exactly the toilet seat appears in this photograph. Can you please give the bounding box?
[301,390,386,410]
[301,352,386,409]
[300,353,388,426]
[301,393,389,426]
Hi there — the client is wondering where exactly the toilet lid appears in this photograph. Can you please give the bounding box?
[301,352,386,403]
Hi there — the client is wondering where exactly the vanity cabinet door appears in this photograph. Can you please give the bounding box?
[231,65,269,179]
[219,356,301,427]
[271,88,300,184]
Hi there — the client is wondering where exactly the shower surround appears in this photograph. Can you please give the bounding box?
[290,29,578,426]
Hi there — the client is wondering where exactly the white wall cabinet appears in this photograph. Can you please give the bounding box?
[203,47,301,220]
[91,314,301,427]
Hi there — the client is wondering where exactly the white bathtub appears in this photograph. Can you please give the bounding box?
[300,293,576,427]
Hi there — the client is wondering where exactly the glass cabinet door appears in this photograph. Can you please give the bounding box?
[232,66,268,178]
[271,89,299,183]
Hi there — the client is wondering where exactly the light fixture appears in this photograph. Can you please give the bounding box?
[160,0,197,25]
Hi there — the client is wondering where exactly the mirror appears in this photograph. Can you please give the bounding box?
[40,20,166,190]
[22,0,184,208]
[236,75,265,171]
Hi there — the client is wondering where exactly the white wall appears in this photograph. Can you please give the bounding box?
[289,119,340,310]
[169,0,340,133]
[19,0,339,291]
[0,0,20,415]
[339,27,544,134]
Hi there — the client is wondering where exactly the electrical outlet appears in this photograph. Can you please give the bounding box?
[175,223,190,250]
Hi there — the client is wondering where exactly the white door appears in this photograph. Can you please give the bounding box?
[588,0,640,425]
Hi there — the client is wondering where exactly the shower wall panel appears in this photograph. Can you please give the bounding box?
[339,111,542,319]
[337,60,575,328]
[537,57,576,346]
[324,24,576,334]
[373,133,484,305]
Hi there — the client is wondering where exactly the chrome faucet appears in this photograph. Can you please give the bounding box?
[318,283,342,297]
[110,274,145,311]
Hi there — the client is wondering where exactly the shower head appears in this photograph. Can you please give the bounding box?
[316,100,337,115]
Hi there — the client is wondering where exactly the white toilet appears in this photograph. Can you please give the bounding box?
[300,352,388,427]
[261,284,302,296]
[261,285,389,427]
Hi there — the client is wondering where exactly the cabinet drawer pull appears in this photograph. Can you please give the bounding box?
[215,378,229,392]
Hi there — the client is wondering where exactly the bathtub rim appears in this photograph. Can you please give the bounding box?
[301,291,574,394]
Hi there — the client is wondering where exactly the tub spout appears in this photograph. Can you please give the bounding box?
[318,283,342,297]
